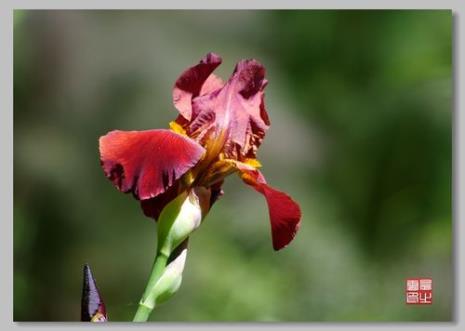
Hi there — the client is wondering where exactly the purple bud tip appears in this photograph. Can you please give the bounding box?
[81,264,107,322]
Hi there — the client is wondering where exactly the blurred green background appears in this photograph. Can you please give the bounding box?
[14,10,452,321]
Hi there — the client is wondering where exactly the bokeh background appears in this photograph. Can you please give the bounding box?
[14,10,452,321]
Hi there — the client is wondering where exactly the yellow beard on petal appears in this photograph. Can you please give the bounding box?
[188,125,229,181]
[240,172,257,186]
[172,114,262,190]
[243,158,262,168]
[198,159,237,187]
[169,121,187,136]
[199,158,261,187]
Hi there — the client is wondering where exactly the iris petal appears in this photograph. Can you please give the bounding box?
[173,52,223,121]
[99,129,205,200]
[188,58,270,159]
[240,168,301,250]
[140,183,180,221]
[172,54,270,161]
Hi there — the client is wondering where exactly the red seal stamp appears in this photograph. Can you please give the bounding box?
[406,278,432,304]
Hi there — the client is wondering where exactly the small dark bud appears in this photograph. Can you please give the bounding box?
[81,264,107,322]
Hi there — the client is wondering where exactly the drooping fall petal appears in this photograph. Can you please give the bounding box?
[240,168,301,250]
[81,264,107,322]
[173,53,223,121]
[140,183,180,221]
[99,129,205,200]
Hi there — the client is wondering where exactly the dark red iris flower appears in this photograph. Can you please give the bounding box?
[99,53,301,250]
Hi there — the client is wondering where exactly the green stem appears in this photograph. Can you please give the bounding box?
[133,251,169,322]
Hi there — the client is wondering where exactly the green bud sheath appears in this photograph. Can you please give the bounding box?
[145,245,187,306]
[157,189,207,257]
[134,188,210,322]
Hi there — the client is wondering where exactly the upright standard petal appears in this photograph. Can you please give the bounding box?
[184,58,270,160]
[173,53,223,121]
[240,168,301,250]
[99,129,205,200]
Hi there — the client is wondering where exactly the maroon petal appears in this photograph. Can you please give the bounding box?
[99,129,205,200]
[240,169,301,250]
[173,53,223,121]
[140,183,180,221]
[186,58,270,159]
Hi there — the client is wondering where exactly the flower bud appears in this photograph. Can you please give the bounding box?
[144,245,188,306]
[81,264,107,322]
[157,187,211,257]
